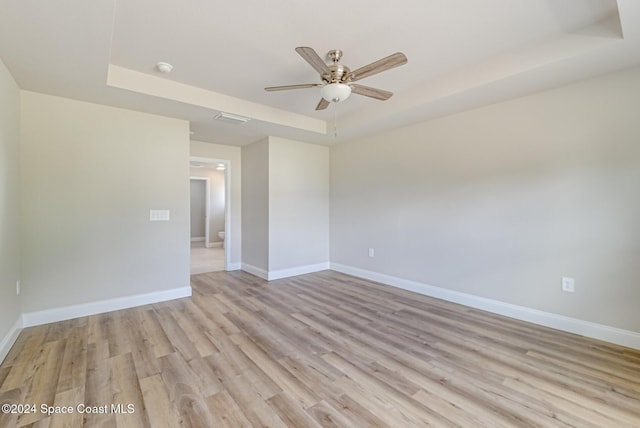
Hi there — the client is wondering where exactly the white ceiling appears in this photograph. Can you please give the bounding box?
[1,0,639,146]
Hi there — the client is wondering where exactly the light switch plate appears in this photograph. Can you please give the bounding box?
[561,277,575,293]
[150,209,170,221]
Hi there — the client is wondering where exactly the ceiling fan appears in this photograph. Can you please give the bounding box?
[265,47,408,111]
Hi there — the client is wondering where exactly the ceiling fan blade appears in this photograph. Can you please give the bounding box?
[346,52,407,82]
[350,84,393,100]
[265,83,321,92]
[315,98,330,110]
[296,47,330,75]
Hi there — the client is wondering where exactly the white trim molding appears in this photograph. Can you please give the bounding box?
[330,263,640,350]
[190,237,205,242]
[267,263,330,281]
[241,263,269,280]
[226,262,242,271]
[241,262,330,281]
[0,316,23,364]
[22,286,192,328]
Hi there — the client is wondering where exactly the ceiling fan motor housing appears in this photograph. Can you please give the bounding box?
[323,63,351,84]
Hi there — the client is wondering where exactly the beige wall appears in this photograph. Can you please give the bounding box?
[20,91,190,313]
[268,137,329,272]
[241,138,269,271]
[0,59,22,348]
[331,67,640,332]
[190,140,241,267]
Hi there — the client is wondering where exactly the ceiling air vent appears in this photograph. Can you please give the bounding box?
[213,112,250,125]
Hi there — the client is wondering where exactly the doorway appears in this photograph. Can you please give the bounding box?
[189,159,229,274]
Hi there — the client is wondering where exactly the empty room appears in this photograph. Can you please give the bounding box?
[1,0,640,427]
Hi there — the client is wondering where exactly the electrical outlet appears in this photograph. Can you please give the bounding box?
[561,277,575,293]
[368,248,375,258]
[16,280,20,296]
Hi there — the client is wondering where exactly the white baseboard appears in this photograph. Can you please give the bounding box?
[206,242,223,248]
[0,316,23,364]
[241,263,269,280]
[268,262,330,280]
[190,237,205,242]
[330,263,640,350]
[242,262,330,281]
[226,262,242,271]
[22,286,192,328]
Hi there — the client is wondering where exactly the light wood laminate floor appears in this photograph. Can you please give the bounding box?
[1,270,639,427]
[190,242,225,275]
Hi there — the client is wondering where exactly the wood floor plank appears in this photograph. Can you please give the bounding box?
[307,399,359,428]
[105,311,132,358]
[139,308,175,359]
[169,301,219,358]
[329,393,391,427]
[205,390,253,428]
[126,309,162,380]
[1,270,638,427]
[0,387,26,428]
[217,371,288,428]
[187,356,224,397]
[83,341,116,427]
[322,350,456,427]
[17,339,66,426]
[158,352,216,427]
[0,366,9,389]
[108,352,150,428]
[230,333,319,409]
[56,325,88,393]
[154,307,200,363]
[139,374,183,428]
[266,391,323,428]
[48,386,85,428]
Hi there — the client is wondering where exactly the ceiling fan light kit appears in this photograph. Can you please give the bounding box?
[265,46,407,110]
[321,83,351,103]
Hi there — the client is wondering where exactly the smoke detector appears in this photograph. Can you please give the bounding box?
[156,62,173,73]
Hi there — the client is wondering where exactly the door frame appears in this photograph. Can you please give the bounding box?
[189,156,231,270]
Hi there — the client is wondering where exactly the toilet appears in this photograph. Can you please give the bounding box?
[218,231,225,248]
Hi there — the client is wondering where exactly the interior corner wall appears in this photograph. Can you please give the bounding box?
[0,58,22,354]
[190,140,242,266]
[20,91,190,314]
[268,137,329,273]
[330,66,640,333]
[241,138,269,273]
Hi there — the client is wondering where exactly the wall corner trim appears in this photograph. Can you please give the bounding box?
[329,263,640,350]
[241,263,269,280]
[0,316,24,364]
[21,286,192,328]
